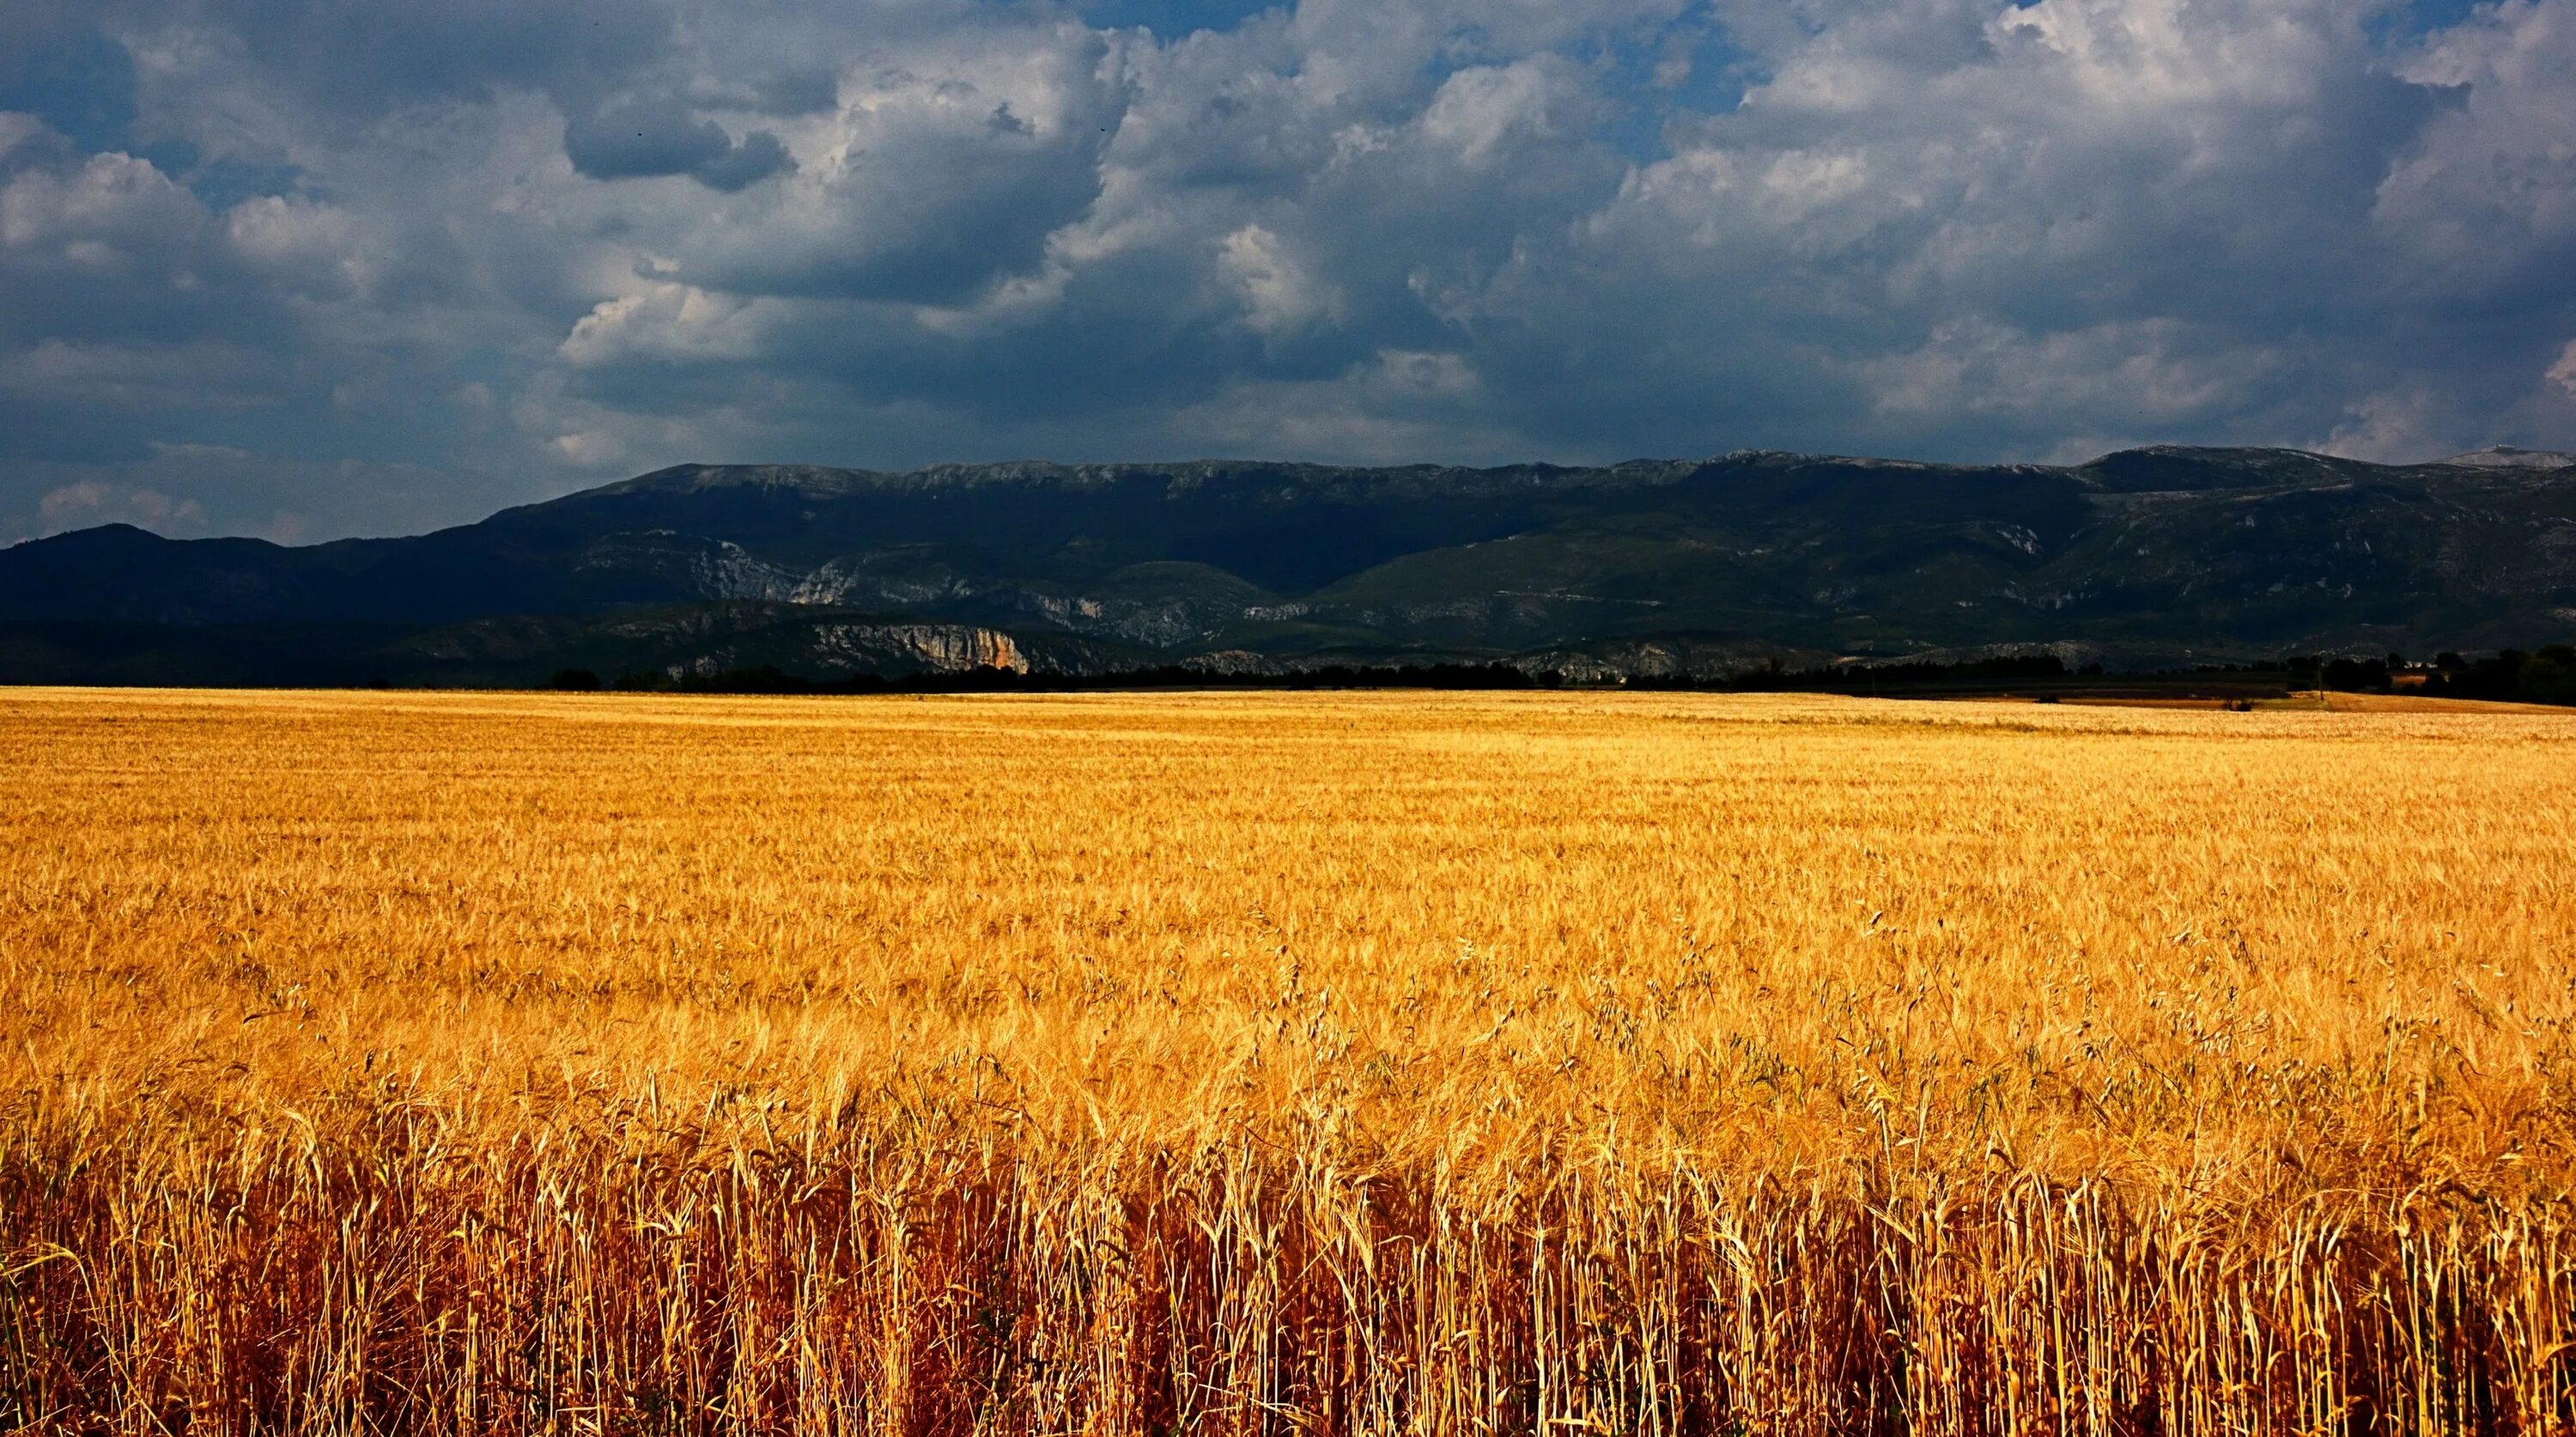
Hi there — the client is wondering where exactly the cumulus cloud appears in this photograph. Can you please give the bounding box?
[1218,223,1340,335]
[0,145,206,271]
[661,23,1127,305]
[1419,57,1597,170]
[0,0,2573,544]
[2377,0,2576,292]
[557,281,782,366]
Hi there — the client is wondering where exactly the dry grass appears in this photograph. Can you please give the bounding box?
[5,685,2576,1434]
[2279,691,2575,715]
[2059,693,2567,714]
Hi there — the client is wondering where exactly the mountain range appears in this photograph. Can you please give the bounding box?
[4,444,2573,686]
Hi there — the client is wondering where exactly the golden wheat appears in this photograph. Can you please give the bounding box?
[5,686,2576,1434]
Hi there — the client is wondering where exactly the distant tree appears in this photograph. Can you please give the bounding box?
[549,667,602,691]
[2526,645,2576,705]
[2320,656,2390,691]
[2420,645,2576,705]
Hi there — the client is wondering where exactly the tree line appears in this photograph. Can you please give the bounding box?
[544,645,2576,704]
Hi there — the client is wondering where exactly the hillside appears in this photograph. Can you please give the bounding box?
[3,445,2572,685]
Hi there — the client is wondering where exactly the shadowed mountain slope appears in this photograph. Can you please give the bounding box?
[4,447,2572,684]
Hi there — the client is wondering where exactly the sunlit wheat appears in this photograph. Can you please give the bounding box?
[5,687,2575,1433]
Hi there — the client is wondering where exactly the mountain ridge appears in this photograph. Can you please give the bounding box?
[5,444,2572,685]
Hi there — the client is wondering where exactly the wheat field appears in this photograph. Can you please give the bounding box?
[5,685,2576,1434]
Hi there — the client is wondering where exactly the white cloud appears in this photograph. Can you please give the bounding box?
[2378,0,2576,293]
[671,22,1124,304]
[2322,385,2457,464]
[1218,223,1341,335]
[0,149,206,262]
[223,194,370,298]
[1419,58,1594,170]
[558,281,783,366]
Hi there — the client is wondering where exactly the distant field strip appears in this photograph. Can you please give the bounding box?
[6,689,2576,1434]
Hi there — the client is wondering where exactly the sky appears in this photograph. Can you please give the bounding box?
[2,0,2573,543]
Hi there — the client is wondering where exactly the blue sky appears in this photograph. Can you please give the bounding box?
[2,0,2573,541]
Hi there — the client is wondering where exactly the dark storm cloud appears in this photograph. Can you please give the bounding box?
[563,99,736,180]
[564,97,795,189]
[3,0,2574,543]
[691,130,794,191]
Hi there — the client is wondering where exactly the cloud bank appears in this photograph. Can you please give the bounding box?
[1,0,2572,539]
